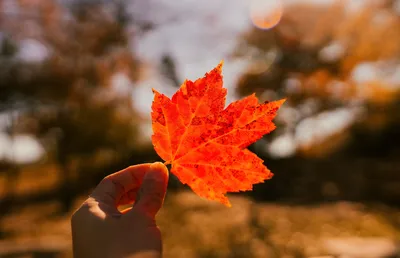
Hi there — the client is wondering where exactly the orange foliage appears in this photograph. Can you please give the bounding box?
[338,8,400,74]
[151,62,285,206]
[360,81,399,105]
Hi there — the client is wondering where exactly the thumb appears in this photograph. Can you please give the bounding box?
[131,162,169,217]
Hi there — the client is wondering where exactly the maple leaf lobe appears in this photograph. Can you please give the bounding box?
[151,61,284,207]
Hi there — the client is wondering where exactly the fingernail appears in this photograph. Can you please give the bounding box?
[141,162,162,182]
[150,162,168,178]
[136,163,166,202]
[150,162,165,170]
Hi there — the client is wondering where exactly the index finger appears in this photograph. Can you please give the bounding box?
[91,163,152,206]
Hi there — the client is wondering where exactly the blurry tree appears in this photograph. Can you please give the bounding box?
[0,0,141,211]
[235,0,400,204]
[238,0,400,156]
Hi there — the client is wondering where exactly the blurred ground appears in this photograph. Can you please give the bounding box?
[0,166,399,258]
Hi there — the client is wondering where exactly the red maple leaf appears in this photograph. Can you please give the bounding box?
[151,61,285,206]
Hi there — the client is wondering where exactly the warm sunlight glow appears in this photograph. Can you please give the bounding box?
[250,0,283,30]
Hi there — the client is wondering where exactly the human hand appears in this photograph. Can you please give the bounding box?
[71,162,169,258]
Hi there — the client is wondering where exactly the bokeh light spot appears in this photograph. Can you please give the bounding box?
[250,0,283,30]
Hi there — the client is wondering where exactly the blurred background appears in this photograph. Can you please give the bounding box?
[0,0,399,257]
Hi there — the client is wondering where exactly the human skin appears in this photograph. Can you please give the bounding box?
[71,162,169,258]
